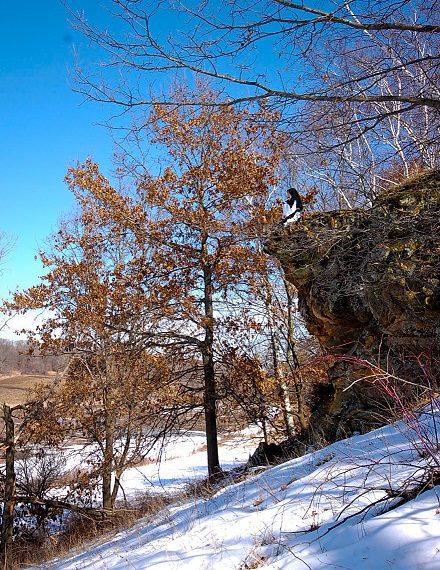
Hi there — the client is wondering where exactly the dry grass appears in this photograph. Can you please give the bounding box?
[11,489,190,569]
[0,373,53,407]
[10,510,139,569]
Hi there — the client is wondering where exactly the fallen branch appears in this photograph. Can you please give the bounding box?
[12,495,133,521]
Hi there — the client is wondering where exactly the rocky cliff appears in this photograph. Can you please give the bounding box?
[266,170,440,441]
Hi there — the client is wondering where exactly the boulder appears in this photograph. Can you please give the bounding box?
[265,170,440,441]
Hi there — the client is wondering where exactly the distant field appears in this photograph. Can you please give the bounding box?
[0,373,54,407]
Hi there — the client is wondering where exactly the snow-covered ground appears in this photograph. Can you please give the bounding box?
[31,406,440,570]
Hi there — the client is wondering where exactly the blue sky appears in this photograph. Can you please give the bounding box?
[0,1,115,305]
[0,0,285,338]
[0,1,284,305]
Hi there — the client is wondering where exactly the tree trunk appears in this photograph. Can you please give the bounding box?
[261,413,268,444]
[283,274,308,431]
[1,404,16,570]
[202,260,221,476]
[278,380,296,440]
[202,346,220,476]
[111,473,122,507]
[270,327,296,440]
[102,404,116,510]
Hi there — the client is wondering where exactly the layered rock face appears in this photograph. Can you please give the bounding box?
[266,171,440,441]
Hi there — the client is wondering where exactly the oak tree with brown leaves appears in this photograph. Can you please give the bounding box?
[8,186,181,509]
[62,93,285,476]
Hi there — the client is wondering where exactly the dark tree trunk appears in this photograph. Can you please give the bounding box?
[1,404,16,570]
[202,346,220,476]
[102,403,116,510]
[202,260,221,476]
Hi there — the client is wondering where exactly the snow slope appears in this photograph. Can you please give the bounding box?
[32,407,440,570]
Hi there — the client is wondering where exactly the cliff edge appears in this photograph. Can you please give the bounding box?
[265,170,440,440]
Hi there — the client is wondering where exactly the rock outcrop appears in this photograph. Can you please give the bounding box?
[265,170,440,441]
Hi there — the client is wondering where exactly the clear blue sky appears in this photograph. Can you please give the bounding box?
[0,0,283,338]
[0,1,115,305]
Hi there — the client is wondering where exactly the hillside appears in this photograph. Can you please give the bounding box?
[30,403,440,569]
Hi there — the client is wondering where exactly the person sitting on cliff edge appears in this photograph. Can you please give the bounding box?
[280,187,303,226]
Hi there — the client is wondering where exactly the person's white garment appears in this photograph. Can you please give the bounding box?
[282,201,301,224]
